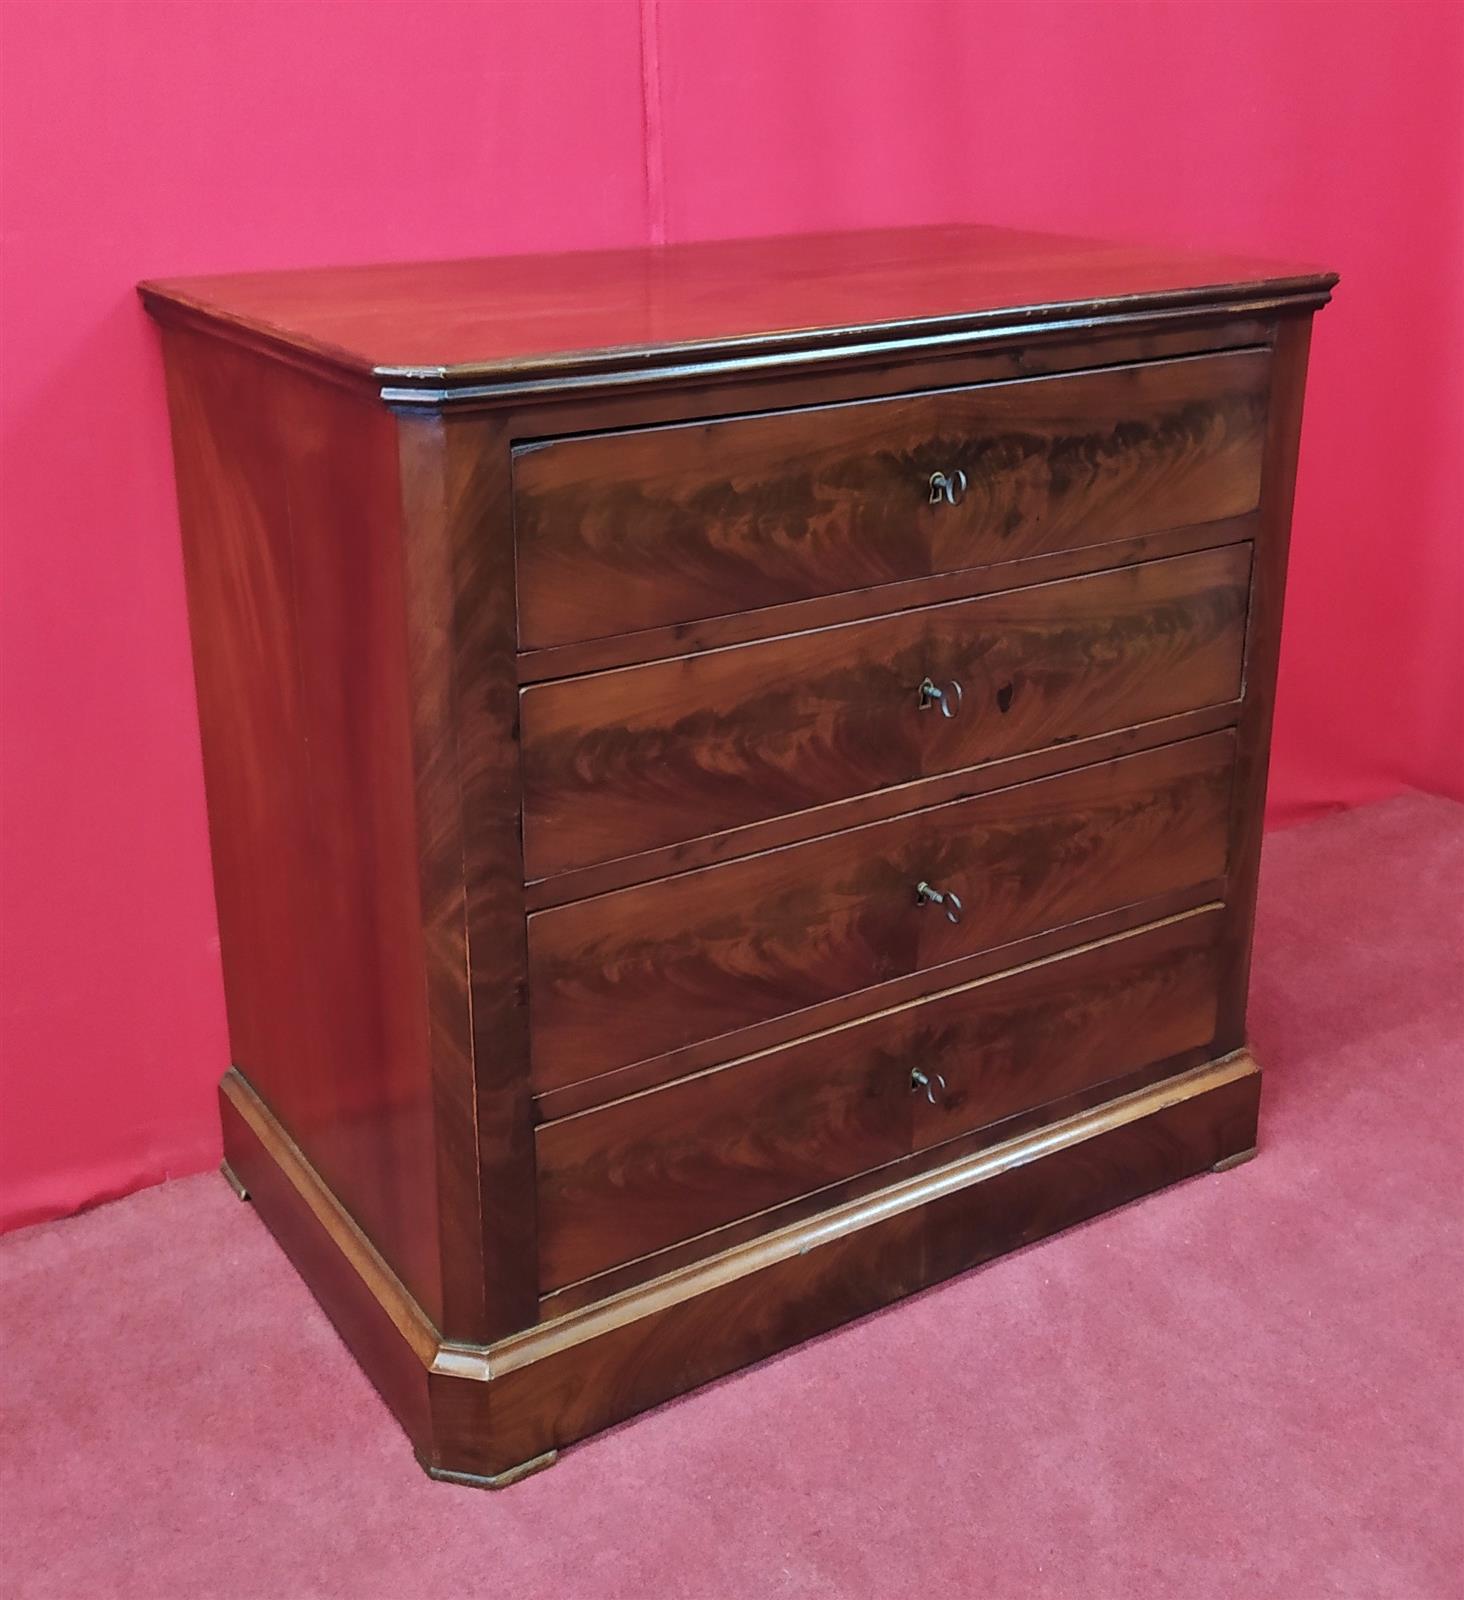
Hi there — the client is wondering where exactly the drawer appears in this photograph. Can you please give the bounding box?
[536,905,1224,1291]
[512,349,1269,649]
[527,730,1235,1093]
[521,544,1251,878]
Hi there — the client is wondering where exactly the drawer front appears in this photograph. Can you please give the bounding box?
[521,545,1250,879]
[536,906,1224,1291]
[527,730,1235,1093]
[513,349,1269,649]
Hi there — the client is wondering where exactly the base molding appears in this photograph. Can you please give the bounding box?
[417,1448,559,1490]
[220,1160,250,1201]
[219,1049,1262,1485]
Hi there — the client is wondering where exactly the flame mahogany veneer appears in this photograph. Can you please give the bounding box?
[142,224,1334,1488]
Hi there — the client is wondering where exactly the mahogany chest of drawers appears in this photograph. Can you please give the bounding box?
[142,225,1334,1487]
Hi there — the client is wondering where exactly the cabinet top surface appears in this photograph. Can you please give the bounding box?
[139,223,1334,392]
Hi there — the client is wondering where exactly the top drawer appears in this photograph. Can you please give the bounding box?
[512,349,1270,649]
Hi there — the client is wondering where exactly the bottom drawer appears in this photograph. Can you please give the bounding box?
[536,904,1224,1293]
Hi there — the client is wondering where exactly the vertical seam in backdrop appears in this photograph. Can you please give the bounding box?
[639,0,667,244]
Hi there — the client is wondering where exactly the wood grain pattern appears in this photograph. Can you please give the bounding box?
[138,222,1331,393]
[1216,314,1315,1051]
[144,224,1329,1487]
[521,545,1251,877]
[219,1086,434,1453]
[531,884,1227,1121]
[516,510,1258,686]
[437,1054,1262,1480]
[524,701,1240,913]
[512,350,1268,647]
[536,1038,1226,1318]
[527,731,1236,1092]
[432,413,542,1340]
[159,326,446,1325]
[217,1029,1259,1484]
[394,414,498,1340]
[536,907,1223,1290]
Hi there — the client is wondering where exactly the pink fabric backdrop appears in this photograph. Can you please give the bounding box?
[2,0,1461,1231]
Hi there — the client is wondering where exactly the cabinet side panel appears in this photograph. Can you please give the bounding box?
[160,328,443,1324]
[1216,313,1315,1048]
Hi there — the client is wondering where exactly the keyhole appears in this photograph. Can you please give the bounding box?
[996,681,1015,714]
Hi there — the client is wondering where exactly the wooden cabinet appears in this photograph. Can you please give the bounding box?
[141,223,1334,1488]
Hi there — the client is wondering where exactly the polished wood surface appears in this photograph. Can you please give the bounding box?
[138,223,1331,387]
[220,1019,1259,1483]
[526,700,1243,913]
[536,908,1222,1290]
[447,1054,1263,1480]
[219,1087,434,1450]
[517,510,1259,689]
[513,351,1267,648]
[532,884,1228,1123]
[160,328,448,1327]
[1215,316,1315,1052]
[521,545,1250,877]
[397,412,540,1340]
[537,1037,1228,1315]
[527,731,1235,1092]
[145,224,1330,1486]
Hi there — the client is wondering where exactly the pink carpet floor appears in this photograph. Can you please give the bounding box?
[3,793,1462,1600]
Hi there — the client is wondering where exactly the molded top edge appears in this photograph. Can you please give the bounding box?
[139,223,1336,393]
